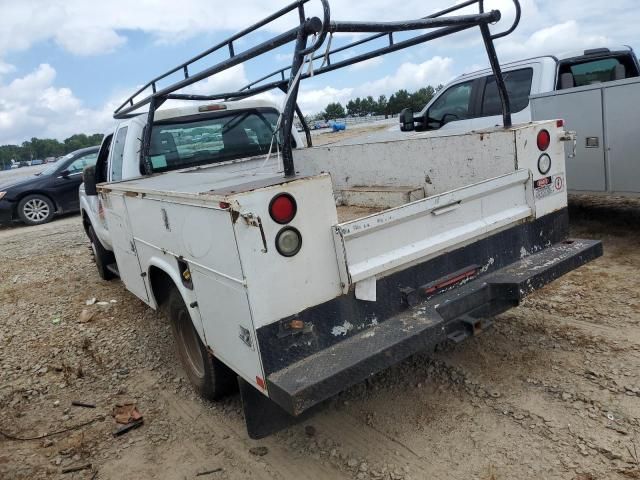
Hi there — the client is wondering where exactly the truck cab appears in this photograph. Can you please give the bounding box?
[80,99,305,279]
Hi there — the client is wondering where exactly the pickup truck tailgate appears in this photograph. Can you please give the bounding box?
[333,169,532,286]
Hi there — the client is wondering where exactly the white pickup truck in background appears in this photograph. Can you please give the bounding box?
[80,0,602,439]
[404,45,640,196]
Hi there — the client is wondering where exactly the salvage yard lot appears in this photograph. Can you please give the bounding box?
[1,195,639,480]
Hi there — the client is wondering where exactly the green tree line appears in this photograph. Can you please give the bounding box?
[0,133,104,169]
[319,85,443,120]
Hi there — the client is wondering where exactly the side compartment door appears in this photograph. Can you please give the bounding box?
[182,207,264,387]
[102,192,150,302]
[531,89,606,192]
[603,80,640,194]
[123,197,264,388]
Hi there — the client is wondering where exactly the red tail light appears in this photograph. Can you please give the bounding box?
[537,129,551,151]
[269,193,297,224]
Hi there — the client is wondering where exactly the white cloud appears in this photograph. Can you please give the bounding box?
[54,27,127,56]
[0,0,530,58]
[360,56,454,94]
[0,0,635,63]
[349,57,383,71]
[0,64,115,144]
[0,61,16,77]
[297,85,354,114]
[183,65,249,96]
[498,21,611,61]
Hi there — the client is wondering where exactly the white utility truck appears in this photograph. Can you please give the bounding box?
[401,45,640,195]
[81,0,601,438]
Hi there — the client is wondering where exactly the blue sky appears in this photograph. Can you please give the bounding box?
[0,0,636,144]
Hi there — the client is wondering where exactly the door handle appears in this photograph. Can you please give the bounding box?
[241,213,268,253]
[432,202,461,216]
[560,131,577,158]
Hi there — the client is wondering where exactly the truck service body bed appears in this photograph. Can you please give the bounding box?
[100,120,602,435]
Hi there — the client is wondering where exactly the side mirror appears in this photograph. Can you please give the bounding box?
[399,108,415,132]
[60,170,71,178]
[83,165,98,196]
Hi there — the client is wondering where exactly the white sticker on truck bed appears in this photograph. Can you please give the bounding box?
[534,173,565,200]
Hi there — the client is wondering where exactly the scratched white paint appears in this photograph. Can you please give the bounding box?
[481,257,495,273]
[332,321,354,337]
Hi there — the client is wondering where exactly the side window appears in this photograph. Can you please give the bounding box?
[481,68,534,116]
[427,80,474,128]
[67,152,98,174]
[111,127,128,182]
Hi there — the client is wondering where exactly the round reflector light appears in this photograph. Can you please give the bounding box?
[276,227,302,257]
[269,193,297,224]
[538,154,552,175]
[537,129,551,151]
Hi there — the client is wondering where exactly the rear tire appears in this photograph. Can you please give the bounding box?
[165,288,237,400]
[17,194,55,225]
[88,225,116,281]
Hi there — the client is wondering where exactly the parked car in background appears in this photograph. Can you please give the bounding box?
[0,146,99,226]
[31,159,45,166]
[404,45,640,196]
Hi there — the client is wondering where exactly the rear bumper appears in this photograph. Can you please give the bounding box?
[266,237,602,416]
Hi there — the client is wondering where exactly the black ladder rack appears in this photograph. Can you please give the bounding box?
[113,0,521,178]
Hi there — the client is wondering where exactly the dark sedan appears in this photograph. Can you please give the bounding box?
[0,146,99,226]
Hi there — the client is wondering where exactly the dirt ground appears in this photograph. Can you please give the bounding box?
[1,193,639,480]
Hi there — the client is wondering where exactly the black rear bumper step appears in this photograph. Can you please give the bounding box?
[266,238,602,417]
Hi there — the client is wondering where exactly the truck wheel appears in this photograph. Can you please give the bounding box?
[17,194,55,225]
[88,225,116,281]
[166,288,237,400]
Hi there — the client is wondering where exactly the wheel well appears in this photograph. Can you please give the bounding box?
[149,266,177,309]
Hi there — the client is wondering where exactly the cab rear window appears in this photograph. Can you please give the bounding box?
[557,55,639,89]
[149,108,280,173]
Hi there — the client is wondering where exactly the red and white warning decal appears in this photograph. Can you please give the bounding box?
[534,173,565,200]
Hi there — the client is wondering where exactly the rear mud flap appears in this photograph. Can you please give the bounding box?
[239,378,316,439]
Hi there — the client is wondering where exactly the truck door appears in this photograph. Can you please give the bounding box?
[531,89,606,192]
[424,79,478,132]
[103,125,150,303]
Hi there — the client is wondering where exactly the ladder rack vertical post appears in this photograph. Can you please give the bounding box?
[479,22,512,128]
[282,6,309,177]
